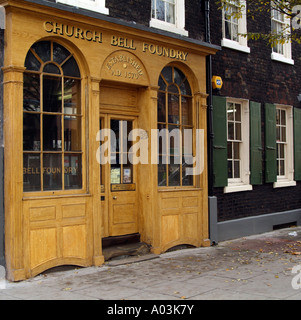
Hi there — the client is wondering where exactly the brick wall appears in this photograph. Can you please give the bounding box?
[210,2,301,222]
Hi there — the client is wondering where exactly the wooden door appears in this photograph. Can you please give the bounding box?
[100,115,139,237]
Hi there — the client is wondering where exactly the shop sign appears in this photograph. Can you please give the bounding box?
[43,21,189,62]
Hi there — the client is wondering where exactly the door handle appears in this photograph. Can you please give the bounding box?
[113,196,118,200]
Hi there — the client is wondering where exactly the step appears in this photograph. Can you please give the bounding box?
[103,242,151,261]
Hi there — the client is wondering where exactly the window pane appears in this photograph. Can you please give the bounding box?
[53,42,71,65]
[161,67,172,84]
[166,1,175,23]
[32,41,51,63]
[182,97,192,125]
[23,73,40,112]
[169,158,181,186]
[158,76,167,91]
[235,123,241,140]
[228,122,234,140]
[156,0,165,21]
[235,104,241,121]
[182,156,193,186]
[158,156,167,186]
[25,50,41,72]
[174,68,185,86]
[64,78,81,115]
[64,154,82,190]
[43,153,62,191]
[234,160,240,178]
[43,115,62,151]
[158,92,166,122]
[23,154,41,192]
[227,103,234,121]
[62,57,81,78]
[168,94,179,124]
[64,116,81,151]
[228,160,233,179]
[43,76,62,113]
[180,79,192,96]
[43,63,60,75]
[23,113,40,151]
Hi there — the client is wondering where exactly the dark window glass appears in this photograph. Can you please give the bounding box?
[64,154,82,190]
[62,57,81,78]
[43,63,61,75]
[23,154,41,192]
[32,41,51,62]
[43,153,62,191]
[25,50,41,71]
[43,76,62,113]
[157,66,193,187]
[23,113,40,151]
[23,73,40,112]
[23,41,82,192]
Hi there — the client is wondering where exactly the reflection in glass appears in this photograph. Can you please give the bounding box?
[43,76,62,113]
[43,153,62,191]
[23,154,41,192]
[43,115,62,151]
[64,154,82,190]
[23,73,41,112]
[23,113,40,151]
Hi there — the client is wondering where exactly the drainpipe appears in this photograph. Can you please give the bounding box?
[204,0,218,244]
[204,0,214,197]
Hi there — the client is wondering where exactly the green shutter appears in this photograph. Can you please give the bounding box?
[294,108,301,181]
[213,96,228,187]
[265,103,277,183]
[250,102,263,185]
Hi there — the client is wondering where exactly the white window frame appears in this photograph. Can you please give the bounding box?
[271,5,294,65]
[150,0,188,36]
[221,0,250,53]
[224,98,252,193]
[56,0,109,15]
[274,105,296,188]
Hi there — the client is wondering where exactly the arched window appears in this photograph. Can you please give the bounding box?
[23,41,82,192]
[157,66,194,187]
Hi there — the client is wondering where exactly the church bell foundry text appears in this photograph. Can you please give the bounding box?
[43,22,188,61]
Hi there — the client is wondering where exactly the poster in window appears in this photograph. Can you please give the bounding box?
[123,168,132,184]
[111,168,121,184]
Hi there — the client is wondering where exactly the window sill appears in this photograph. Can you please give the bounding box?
[150,19,188,37]
[271,52,294,65]
[224,183,253,194]
[273,180,297,188]
[221,39,250,54]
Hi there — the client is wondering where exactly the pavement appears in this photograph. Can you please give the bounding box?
[0,226,301,301]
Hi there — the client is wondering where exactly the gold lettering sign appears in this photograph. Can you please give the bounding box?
[24,167,79,175]
[44,21,102,43]
[43,22,189,62]
[142,43,188,61]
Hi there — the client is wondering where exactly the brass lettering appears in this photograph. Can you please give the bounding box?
[43,21,102,44]
[111,36,136,50]
[142,42,188,61]
[44,21,53,33]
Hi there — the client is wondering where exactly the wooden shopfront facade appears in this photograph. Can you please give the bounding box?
[0,0,218,281]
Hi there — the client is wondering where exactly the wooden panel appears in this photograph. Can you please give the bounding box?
[30,228,57,269]
[182,213,198,240]
[63,225,87,259]
[161,215,179,245]
[159,190,202,250]
[112,204,135,224]
[62,203,86,219]
[30,206,56,222]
